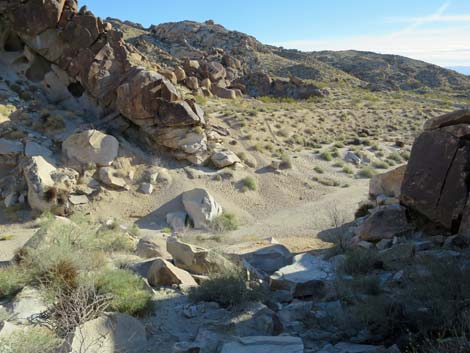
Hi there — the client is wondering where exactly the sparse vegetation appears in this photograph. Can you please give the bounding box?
[357,166,376,178]
[209,212,239,232]
[241,176,257,192]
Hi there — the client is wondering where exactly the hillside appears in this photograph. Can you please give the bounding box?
[109,18,470,97]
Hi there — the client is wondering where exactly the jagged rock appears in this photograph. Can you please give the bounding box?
[174,66,187,82]
[201,78,212,90]
[182,188,223,229]
[63,130,119,166]
[401,115,470,232]
[212,86,237,99]
[9,287,48,324]
[423,109,470,130]
[203,61,226,82]
[136,234,170,259]
[356,206,413,242]
[161,68,177,84]
[23,156,69,214]
[167,238,232,275]
[25,141,53,158]
[240,244,293,274]
[0,138,23,154]
[70,313,147,353]
[98,167,127,189]
[211,150,241,168]
[139,182,154,194]
[220,336,303,353]
[166,211,187,232]
[369,165,406,198]
[185,76,199,90]
[147,258,198,287]
[270,253,335,298]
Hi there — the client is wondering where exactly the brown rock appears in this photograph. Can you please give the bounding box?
[158,100,205,127]
[185,76,199,90]
[212,86,237,99]
[401,128,470,231]
[161,69,177,84]
[356,206,413,242]
[174,66,187,82]
[147,258,198,287]
[423,110,470,131]
[369,165,406,198]
[12,0,66,36]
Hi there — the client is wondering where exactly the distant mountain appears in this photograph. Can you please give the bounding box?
[109,18,470,96]
[447,66,470,76]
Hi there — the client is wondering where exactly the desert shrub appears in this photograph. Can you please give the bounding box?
[280,153,293,169]
[241,176,257,192]
[97,269,153,317]
[388,152,403,163]
[343,166,354,175]
[357,166,376,178]
[334,161,345,168]
[340,249,381,276]
[314,166,324,174]
[0,266,28,299]
[0,327,61,353]
[372,160,389,169]
[320,151,333,161]
[189,269,265,308]
[210,212,239,232]
[354,202,374,219]
[312,176,340,187]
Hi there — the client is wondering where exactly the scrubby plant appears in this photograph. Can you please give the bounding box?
[314,166,324,174]
[209,212,239,233]
[189,269,265,308]
[0,266,28,299]
[340,249,381,276]
[0,327,61,353]
[320,151,333,161]
[357,166,376,178]
[97,269,153,317]
[241,176,257,192]
[354,202,374,219]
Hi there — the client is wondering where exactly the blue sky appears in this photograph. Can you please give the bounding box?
[81,0,470,67]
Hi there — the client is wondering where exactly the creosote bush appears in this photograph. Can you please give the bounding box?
[241,176,257,192]
[209,212,239,233]
[189,269,265,308]
[0,327,61,353]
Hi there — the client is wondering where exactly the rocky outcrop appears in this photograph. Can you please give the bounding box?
[182,188,223,229]
[62,129,119,166]
[369,165,406,198]
[1,0,207,163]
[147,258,198,287]
[401,110,470,233]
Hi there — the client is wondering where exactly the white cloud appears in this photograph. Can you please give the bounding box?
[270,2,470,67]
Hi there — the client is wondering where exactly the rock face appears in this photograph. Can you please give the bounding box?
[241,244,293,274]
[356,206,413,242]
[70,313,147,353]
[369,165,406,198]
[2,0,208,163]
[62,129,119,166]
[211,150,241,168]
[182,188,223,229]
[401,110,470,233]
[220,336,304,353]
[167,238,231,275]
[270,253,335,298]
[23,156,72,214]
[147,258,198,287]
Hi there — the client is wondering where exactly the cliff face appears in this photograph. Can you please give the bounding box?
[0,0,208,163]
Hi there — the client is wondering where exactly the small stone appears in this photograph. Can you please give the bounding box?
[139,182,154,194]
[68,194,88,205]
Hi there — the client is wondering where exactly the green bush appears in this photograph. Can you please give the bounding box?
[0,327,61,353]
[189,269,265,308]
[0,266,28,299]
[314,166,324,174]
[210,212,239,233]
[241,176,257,192]
[320,151,333,161]
[97,269,153,317]
[341,249,381,275]
[357,166,376,178]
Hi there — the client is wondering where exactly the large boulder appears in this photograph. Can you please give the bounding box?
[166,238,232,275]
[182,188,223,229]
[23,156,69,213]
[11,0,66,36]
[220,336,304,353]
[211,150,241,169]
[70,313,147,353]
[401,112,470,233]
[63,130,119,166]
[147,258,198,287]
[136,234,171,259]
[240,244,293,274]
[356,206,413,242]
[369,165,406,198]
[270,253,335,298]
